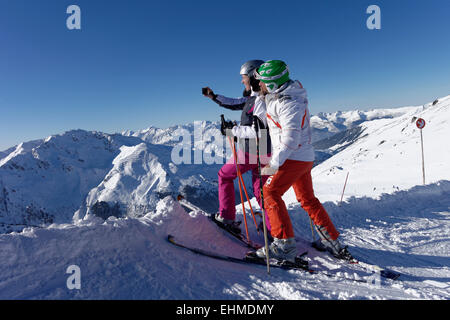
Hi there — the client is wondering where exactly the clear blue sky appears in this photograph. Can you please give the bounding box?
[1,0,450,150]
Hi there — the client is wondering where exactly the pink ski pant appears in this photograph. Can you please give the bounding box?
[218,150,271,231]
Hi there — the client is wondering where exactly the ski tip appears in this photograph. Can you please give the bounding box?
[176,194,184,201]
[381,270,401,280]
[298,251,308,258]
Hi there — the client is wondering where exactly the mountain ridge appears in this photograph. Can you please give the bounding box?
[1,96,448,232]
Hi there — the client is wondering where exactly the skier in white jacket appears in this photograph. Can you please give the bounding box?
[253,60,352,262]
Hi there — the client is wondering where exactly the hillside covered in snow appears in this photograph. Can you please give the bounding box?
[0,95,449,300]
[0,131,221,233]
[0,103,422,232]
[310,95,450,201]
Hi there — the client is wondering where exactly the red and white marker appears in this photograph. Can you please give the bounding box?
[416,118,426,129]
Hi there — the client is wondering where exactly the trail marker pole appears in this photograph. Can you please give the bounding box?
[339,172,349,206]
[416,118,426,185]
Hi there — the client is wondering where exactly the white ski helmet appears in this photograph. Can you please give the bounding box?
[240,60,265,76]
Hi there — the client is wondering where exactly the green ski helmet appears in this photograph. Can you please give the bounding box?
[254,60,290,93]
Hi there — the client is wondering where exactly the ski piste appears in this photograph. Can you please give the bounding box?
[176,195,261,250]
[176,195,401,280]
[167,234,311,272]
[310,239,402,280]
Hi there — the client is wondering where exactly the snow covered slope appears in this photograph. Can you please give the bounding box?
[75,140,221,221]
[0,189,448,299]
[0,95,449,300]
[310,95,450,202]
[0,130,221,232]
[124,107,421,147]
[123,120,223,150]
[0,130,133,229]
[3,105,418,232]
[122,107,421,166]
[310,106,422,143]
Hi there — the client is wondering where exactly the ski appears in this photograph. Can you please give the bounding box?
[356,260,401,280]
[167,235,393,284]
[209,214,262,250]
[176,195,262,250]
[310,240,401,280]
[175,195,401,280]
[167,234,312,272]
[244,251,310,271]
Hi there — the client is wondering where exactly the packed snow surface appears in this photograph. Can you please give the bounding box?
[0,187,448,299]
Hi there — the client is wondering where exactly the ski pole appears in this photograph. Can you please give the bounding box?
[253,117,270,275]
[339,172,349,206]
[222,115,259,234]
[309,217,316,242]
[222,115,253,239]
[222,114,259,233]
[228,136,250,243]
[231,141,260,234]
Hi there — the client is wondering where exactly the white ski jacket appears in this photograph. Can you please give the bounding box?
[213,90,271,157]
[230,94,268,139]
[265,80,314,169]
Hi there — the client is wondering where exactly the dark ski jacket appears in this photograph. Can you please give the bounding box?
[213,92,271,157]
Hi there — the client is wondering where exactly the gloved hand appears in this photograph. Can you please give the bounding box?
[202,87,216,99]
[221,119,236,136]
[261,165,277,176]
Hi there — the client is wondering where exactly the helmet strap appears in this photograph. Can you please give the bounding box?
[249,76,260,92]
[264,82,279,93]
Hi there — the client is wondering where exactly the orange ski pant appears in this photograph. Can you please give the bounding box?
[263,159,339,240]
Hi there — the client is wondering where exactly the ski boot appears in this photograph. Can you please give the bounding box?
[313,226,355,262]
[255,237,297,263]
[214,213,242,234]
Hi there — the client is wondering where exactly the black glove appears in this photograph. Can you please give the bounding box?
[220,115,236,137]
[243,88,251,97]
[202,87,217,99]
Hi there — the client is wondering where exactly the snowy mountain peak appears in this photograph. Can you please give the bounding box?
[0,129,222,232]
[0,95,449,299]
[1,96,448,232]
[310,105,423,142]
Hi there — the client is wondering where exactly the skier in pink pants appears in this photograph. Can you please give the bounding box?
[217,146,271,232]
[203,60,272,233]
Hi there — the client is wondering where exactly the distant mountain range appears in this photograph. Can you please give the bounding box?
[1,96,447,233]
